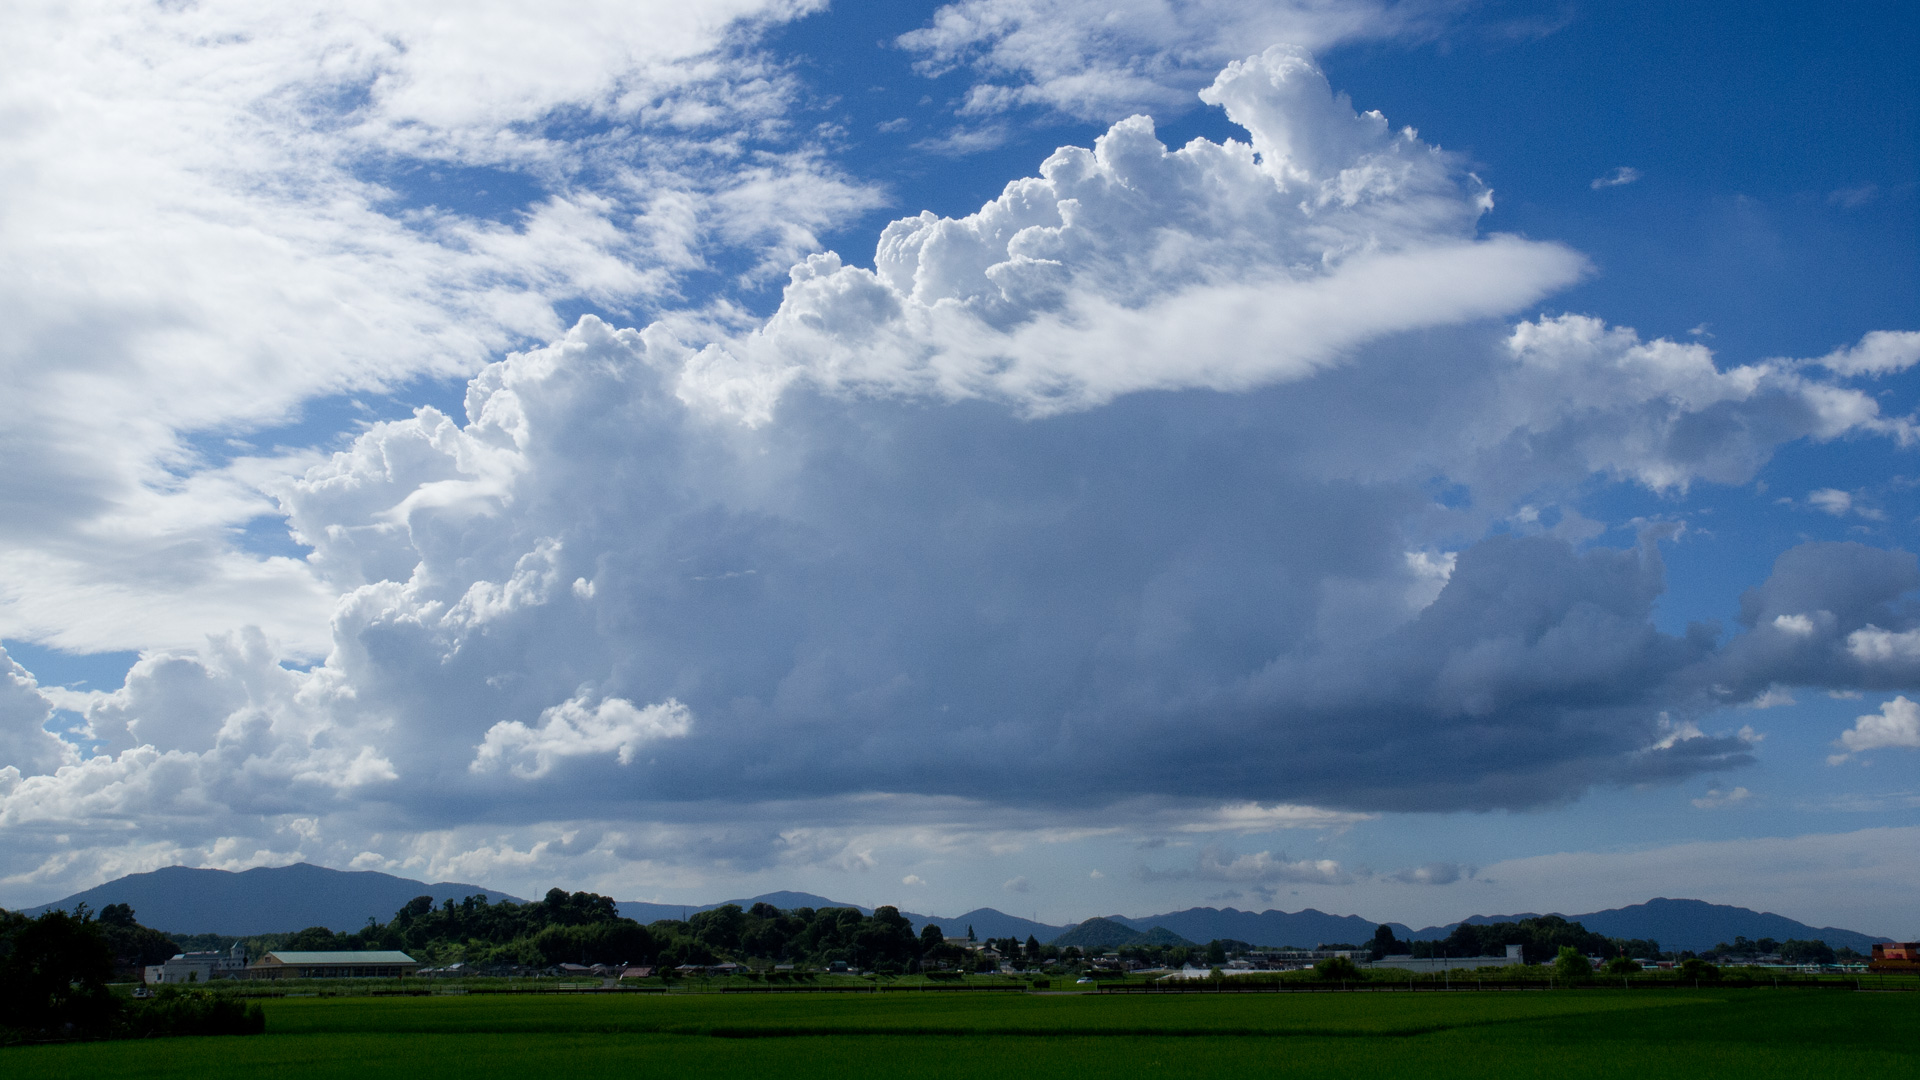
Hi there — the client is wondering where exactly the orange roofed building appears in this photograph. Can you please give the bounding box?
[1868,943,1919,972]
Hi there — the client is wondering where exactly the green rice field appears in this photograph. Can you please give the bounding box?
[7,988,1914,1078]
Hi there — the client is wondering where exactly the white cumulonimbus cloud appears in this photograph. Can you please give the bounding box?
[1,39,1917,903]
[684,45,1584,419]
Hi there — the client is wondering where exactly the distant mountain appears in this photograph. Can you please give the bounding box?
[915,907,1073,942]
[1053,917,1194,949]
[80,871,1880,957]
[1102,907,1412,949]
[617,892,861,924]
[21,864,521,935]
[1408,898,1892,954]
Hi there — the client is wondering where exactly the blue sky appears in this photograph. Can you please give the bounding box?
[1,0,1916,936]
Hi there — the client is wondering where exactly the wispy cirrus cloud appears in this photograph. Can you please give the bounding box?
[900,0,1451,122]
[0,0,876,656]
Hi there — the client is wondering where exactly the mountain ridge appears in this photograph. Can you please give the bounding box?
[1403,897,1890,953]
[21,864,520,935]
[23,866,1898,952]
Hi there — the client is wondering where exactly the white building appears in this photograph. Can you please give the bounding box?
[1366,944,1527,973]
[149,943,250,984]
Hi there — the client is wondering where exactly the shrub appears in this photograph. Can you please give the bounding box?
[1314,956,1361,981]
[1553,947,1592,981]
[1678,958,1720,982]
[122,988,266,1039]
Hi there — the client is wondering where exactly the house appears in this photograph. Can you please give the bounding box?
[248,950,421,979]
[620,966,655,979]
[1869,943,1919,971]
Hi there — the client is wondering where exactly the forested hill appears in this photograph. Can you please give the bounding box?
[1407,899,1890,954]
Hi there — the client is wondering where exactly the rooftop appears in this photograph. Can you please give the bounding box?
[261,951,418,964]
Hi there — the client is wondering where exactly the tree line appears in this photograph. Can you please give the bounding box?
[250,889,932,973]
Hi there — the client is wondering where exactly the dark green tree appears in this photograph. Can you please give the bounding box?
[1780,939,1835,965]
[94,905,179,969]
[1678,958,1720,982]
[1554,946,1592,981]
[282,926,340,950]
[1368,924,1408,961]
[0,908,120,1039]
[1314,955,1360,981]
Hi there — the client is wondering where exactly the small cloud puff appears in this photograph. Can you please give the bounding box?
[1813,330,1920,378]
[471,695,692,779]
[1828,184,1878,208]
[1003,876,1031,893]
[1143,844,1356,886]
[1390,862,1469,885]
[1591,166,1640,189]
[1691,786,1752,809]
[1806,488,1883,521]
[1809,489,1854,516]
[1829,696,1920,764]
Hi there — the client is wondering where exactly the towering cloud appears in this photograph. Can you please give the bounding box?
[684,46,1582,419]
[1,37,1914,903]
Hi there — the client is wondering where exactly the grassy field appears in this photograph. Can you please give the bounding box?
[6,988,1914,1078]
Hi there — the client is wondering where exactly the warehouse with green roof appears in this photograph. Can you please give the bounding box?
[248,950,420,979]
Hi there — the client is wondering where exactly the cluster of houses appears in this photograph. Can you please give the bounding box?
[144,939,1920,984]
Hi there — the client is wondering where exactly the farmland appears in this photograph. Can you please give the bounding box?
[6,987,1915,1079]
